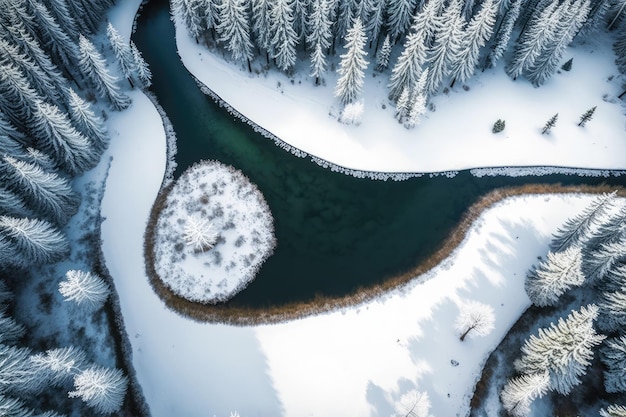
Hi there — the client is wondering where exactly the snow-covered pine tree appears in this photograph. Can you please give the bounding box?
[365,0,385,50]
[578,0,610,37]
[376,34,391,71]
[0,312,25,345]
[448,0,498,87]
[216,0,254,71]
[602,263,626,293]
[0,215,69,269]
[30,101,99,175]
[0,111,27,148]
[336,0,356,42]
[69,366,128,414]
[404,68,428,128]
[252,0,274,60]
[67,88,109,155]
[484,0,522,69]
[514,304,606,395]
[583,236,626,285]
[387,10,429,101]
[30,346,87,387]
[269,0,299,72]
[425,0,466,95]
[395,87,410,121]
[386,0,417,42]
[183,215,219,251]
[506,1,559,80]
[0,62,43,129]
[171,0,205,42]
[65,0,111,34]
[0,39,63,107]
[335,17,369,104]
[393,389,431,417]
[59,270,111,310]
[306,0,332,83]
[339,100,364,125]
[601,404,626,417]
[78,34,131,111]
[542,113,558,134]
[41,0,79,40]
[454,300,495,341]
[578,105,597,127]
[550,191,617,252]
[27,0,79,72]
[24,147,56,172]
[106,23,136,88]
[615,23,626,73]
[586,203,626,253]
[601,336,626,393]
[0,344,41,393]
[525,0,590,86]
[0,185,32,219]
[293,0,310,44]
[500,371,550,417]
[598,289,626,333]
[130,42,152,88]
[2,155,80,225]
[524,245,585,307]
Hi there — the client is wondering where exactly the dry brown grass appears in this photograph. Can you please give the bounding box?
[144,182,625,325]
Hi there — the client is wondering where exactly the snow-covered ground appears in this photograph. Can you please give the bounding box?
[174,14,626,174]
[98,2,626,417]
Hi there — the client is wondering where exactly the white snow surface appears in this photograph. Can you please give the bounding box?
[153,161,275,303]
[174,12,626,174]
[99,3,626,417]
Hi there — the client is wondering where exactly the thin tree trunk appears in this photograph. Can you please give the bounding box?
[247,59,251,73]
[619,89,626,99]
[609,2,626,30]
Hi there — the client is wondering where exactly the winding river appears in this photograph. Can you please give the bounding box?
[133,0,626,311]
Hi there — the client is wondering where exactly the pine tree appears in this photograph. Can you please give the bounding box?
[293,0,310,43]
[336,0,356,41]
[578,0,611,37]
[514,305,606,395]
[306,0,332,82]
[2,155,80,225]
[252,0,274,59]
[587,203,626,253]
[66,0,110,34]
[602,263,626,293]
[501,371,550,417]
[525,0,590,86]
[425,0,466,95]
[376,34,391,71]
[0,185,32,219]
[216,0,254,71]
[24,147,56,172]
[524,245,585,307]
[386,0,417,42]
[492,119,505,133]
[0,312,25,345]
[455,300,495,341]
[172,0,205,42]
[601,404,626,417]
[601,336,626,393]
[0,111,27,148]
[393,389,431,417]
[506,1,559,80]
[583,237,626,285]
[449,0,498,87]
[59,270,110,310]
[404,69,428,128]
[30,346,87,387]
[69,366,128,414]
[550,191,616,252]
[388,11,428,101]
[365,0,385,49]
[542,113,558,134]
[107,23,136,87]
[395,87,410,121]
[130,42,152,88]
[0,344,41,393]
[269,0,298,72]
[78,34,131,111]
[67,88,109,155]
[0,62,43,129]
[561,57,573,71]
[578,106,597,127]
[42,0,79,40]
[183,215,219,251]
[484,0,521,69]
[335,17,369,105]
[30,101,99,175]
[0,215,69,269]
[598,289,626,333]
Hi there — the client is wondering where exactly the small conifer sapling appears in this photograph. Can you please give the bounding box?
[561,58,573,71]
[542,113,558,134]
[578,106,596,127]
[493,119,505,133]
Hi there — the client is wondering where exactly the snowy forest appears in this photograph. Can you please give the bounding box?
[0,0,151,414]
[175,0,626,126]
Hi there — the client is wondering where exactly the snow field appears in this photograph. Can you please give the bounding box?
[175,13,626,175]
[153,160,275,303]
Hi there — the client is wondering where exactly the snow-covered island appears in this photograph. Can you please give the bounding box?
[149,160,275,303]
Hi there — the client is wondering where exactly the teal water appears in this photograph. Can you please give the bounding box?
[134,0,626,308]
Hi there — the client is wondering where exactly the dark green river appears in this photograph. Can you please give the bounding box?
[133,0,626,309]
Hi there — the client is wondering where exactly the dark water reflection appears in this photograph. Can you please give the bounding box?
[134,0,626,308]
